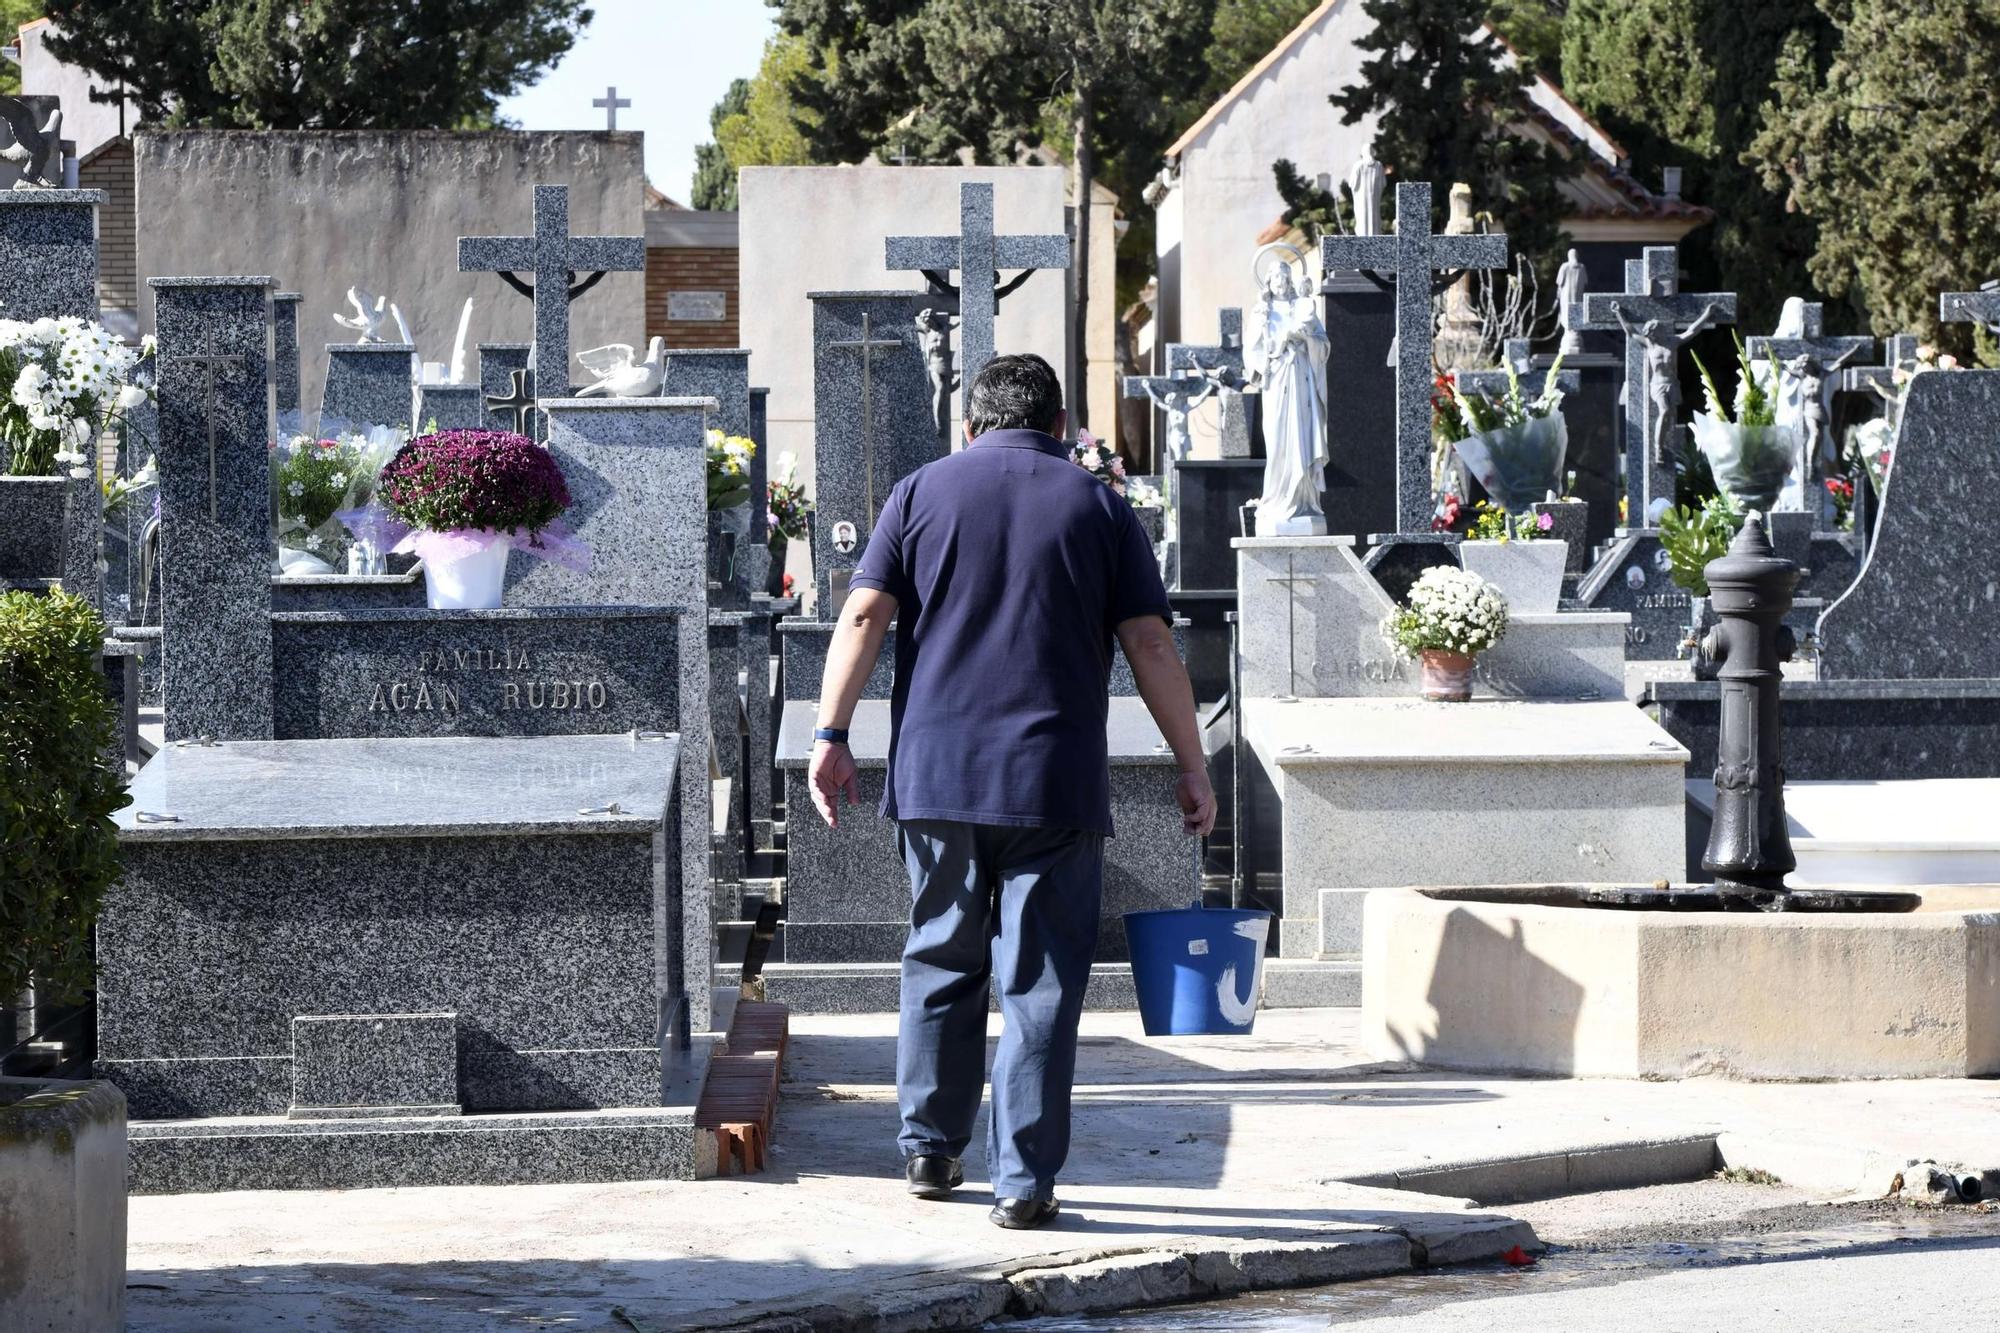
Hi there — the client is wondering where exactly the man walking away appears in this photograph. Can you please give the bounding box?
[810,353,1215,1230]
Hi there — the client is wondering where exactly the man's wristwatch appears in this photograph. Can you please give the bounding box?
[813,727,850,744]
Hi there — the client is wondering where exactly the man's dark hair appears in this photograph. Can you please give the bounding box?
[967,354,1064,436]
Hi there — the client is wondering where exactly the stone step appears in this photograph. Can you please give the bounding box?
[744,959,1359,1016]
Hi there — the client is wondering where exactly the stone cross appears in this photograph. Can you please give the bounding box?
[1264,552,1319,701]
[827,312,903,523]
[458,184,644,398]
[1320,181,1510,533]
[1939,286,2000,334]
[1744,303,1873,374]
[1842,333,1921,398]
[1121,372,1220,462]
[1165,309,1252,456]
[885,182,1071,417]
[1571,247,1736,523]
[1450,337,1581,401]
[486,368,536,435]
[88,82,136,137]
[593,86,630,131]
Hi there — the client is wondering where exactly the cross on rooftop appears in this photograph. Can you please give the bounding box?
[458,184,644,397]
[88,82,137,137]
[1570,247,1736,523]
[886,182,1071,417]
[1320,181,1510,533]
[593,86,630,132]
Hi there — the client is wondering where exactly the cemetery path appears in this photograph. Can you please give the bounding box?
[125,1009,2000,1331]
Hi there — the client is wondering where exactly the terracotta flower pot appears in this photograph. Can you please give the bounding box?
[1420,649,1477,702]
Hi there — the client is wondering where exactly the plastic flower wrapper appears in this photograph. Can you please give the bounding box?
[1125,478,1165,509]
[1452,414,1569,521]
[272,432,370,567]
[1690,412,1797,513]
[329,424,413,568]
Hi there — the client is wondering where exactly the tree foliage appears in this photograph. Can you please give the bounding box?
[39,0,590,129]
[1561,0,1836,334]
[692,80,750,212]
[1,0,42,98]
[1746,0,2000,347]
[691,36,817,211]
[1332,0,1572,266]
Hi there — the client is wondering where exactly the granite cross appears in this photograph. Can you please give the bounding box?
[1320,181,1511,533]
[486,368,536,435]
[1165,309,1246,377]
[458,184,645,397]
[1841,333,1921,399]
[1121,371,1221,462]
[1450,337,1581,400]
[1940,284,2000,335]
[1570,247,1736,523]
[593,86,630,131]
[164,335,249,522]
[828,312,903,524]
[1264,552,1318,701]
[885,182,1071,416]
[1746,303,1873,512]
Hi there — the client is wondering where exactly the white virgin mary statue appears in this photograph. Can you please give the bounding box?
[1250,259,1331,535]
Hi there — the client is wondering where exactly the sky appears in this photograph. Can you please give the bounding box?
[497,0,777,206]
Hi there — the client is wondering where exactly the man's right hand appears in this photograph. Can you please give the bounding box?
[1176,768,1217,838]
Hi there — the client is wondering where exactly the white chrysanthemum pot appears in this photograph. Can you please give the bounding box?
[1457,540,1567,614]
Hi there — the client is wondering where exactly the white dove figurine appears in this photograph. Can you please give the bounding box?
[576,337,667,398]
[332,287,389,343]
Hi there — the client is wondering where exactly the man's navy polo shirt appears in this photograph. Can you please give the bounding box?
[848,427,1174,835]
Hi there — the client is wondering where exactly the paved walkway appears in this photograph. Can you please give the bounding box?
[125,1010,2000,1331]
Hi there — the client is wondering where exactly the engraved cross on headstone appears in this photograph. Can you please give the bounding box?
[593,86,630,132]
[1264,552,1319,701]
[164,336,249,522]
[1320,181,1511,533]
[486,368,537,436]
[886,182,1071,417]
[458,184,645,397]
[1571,247,1736,523]
[828,312,903,524]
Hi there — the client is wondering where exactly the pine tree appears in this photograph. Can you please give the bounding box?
[1747,0,2000,348]
[1331,0,1572,266]
[40,0,590,130]
[691,81,750,212]
[1562,0,1837,335]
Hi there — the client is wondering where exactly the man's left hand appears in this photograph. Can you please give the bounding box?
[810,740,861,829]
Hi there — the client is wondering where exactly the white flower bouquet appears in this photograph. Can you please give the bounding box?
[1,317,153,478]
[1380,565,1510,660]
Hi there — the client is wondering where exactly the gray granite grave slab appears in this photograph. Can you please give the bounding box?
[269,605,682,740]
[415,383,485,431]
[272,292,303,415]
[664,348,750,436]
[1321,183,1509,532]
[101,734,682,1120]
[459,184,645,398]
[1174,458,1263,590]
[811,291,945,614]
[0,190,104,319]
[1235,536,1409,698]
[776,698,1195,963]
[1819,369,2000,678]
[1318,274,1396,539]
[149,276,276,742]
[478,343,532,431]
[269,569,427,612]
[510,396,716,1033]
[290,1013,459,1119]
[1576,530,1686,660]
[1360,532,1461,605]
[320,343,415,432]
[885,181,1071,416]
[1645,678,2000,782]
[0,477,68,581]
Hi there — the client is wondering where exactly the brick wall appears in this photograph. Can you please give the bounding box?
[647,245,739,349]
[80,139,138,320]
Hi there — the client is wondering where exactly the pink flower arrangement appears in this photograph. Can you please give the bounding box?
[1070,428,1128,494]
[378,429,571,538]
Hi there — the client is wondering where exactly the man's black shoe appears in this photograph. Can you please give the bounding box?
[905,1154,964,1199]
[988,1197,1061,1230]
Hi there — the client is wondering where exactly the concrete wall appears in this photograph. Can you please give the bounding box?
[739,164,1070,501]
[135,131,647,422]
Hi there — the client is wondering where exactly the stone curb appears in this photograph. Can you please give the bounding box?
[658,1219,1541,1332]
[1332,1134,1723,1206]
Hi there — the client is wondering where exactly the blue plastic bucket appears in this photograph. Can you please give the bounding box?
[1123,903,1274,1036]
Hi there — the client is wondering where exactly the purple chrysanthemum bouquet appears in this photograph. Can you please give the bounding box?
[375,429,589,572]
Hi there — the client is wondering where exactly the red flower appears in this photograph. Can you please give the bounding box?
[782,572,795,596]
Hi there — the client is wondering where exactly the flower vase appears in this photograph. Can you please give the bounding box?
[1420,650,1477,702]
[423,530,511,610]
[1457,539,1567,614]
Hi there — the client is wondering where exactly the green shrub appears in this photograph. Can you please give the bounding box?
[0,590,128,1003]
